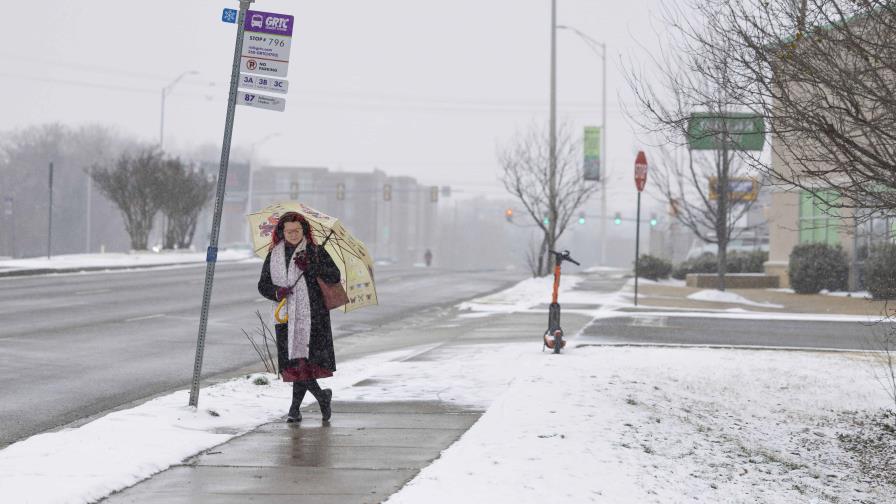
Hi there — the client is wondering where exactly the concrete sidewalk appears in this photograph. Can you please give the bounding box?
[102,401,480,504]
[96,270,619,504]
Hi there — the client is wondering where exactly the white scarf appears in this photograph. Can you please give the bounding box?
[270,239,312,360]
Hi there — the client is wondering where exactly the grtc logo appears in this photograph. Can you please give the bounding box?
[266,16,290,31]
[251,14,263,29]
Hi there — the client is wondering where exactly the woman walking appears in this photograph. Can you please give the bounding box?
[258,212,340,422]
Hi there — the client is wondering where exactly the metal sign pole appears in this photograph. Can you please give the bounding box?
[189,0,254,408]
[634,191,641,307]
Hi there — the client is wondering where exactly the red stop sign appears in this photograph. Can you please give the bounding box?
[634,150,648,192]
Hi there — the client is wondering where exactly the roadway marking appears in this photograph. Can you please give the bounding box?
[628,316,668,328]
[124,314,166,323]
[75,288,112,295]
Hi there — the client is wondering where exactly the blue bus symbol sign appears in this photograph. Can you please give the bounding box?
[222,8,238,24]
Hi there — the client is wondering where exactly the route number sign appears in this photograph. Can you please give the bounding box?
[237,91,286,112]
[240,74,288,94]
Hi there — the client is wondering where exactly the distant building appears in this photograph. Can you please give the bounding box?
[206,165,438,266]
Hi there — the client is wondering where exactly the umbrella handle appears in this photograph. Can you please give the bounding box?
[275,298,289,323]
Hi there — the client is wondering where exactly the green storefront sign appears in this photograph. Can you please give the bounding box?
[583,126,601,181]
[687,112,765,151]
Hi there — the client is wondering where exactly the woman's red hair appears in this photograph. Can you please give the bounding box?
[270,212,314,251]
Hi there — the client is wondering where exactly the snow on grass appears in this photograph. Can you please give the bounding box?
[381,344,895,503]
[457,274,639,317]
[688,289,784,309]
[457,274,585,314]
[821,289,872,298]
[0,249,256,272]
[0,347,419,504]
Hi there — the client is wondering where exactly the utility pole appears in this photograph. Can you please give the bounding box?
[47,162,54,259]
[556,25,608,265]
[548,0,558,253]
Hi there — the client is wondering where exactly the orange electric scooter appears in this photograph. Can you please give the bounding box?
[543,249,580,354]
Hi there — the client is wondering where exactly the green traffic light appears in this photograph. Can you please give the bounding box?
[650,219,657,226]
[578,217,586,225]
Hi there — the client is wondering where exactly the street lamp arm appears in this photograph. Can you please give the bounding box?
[556,25,606,60]
[164,70,200,94]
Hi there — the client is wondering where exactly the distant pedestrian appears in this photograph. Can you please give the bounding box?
[258,212,340,422]
[424,249,433,267]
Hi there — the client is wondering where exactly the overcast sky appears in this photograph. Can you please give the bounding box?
[2,0,671,206]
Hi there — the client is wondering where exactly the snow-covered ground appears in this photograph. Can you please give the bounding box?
[384,344,896,503]
[457,274,631,316]
[687,289,785,309]
[3,271,894,503]
[0,347,416,504]
[5,340,891,504]
[0,249,257,273]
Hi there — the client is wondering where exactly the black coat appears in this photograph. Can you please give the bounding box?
[258,243,340,372]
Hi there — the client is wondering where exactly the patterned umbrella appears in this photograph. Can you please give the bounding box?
[247,201,377,312]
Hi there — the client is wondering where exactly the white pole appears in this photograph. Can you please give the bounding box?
[86,166,92,253]
[600,43,608,265]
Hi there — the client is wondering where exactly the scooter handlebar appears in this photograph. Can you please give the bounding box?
[548,249,580,266]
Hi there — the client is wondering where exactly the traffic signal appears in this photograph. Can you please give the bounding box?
[543,215,550,226]
[578,213,586,225]
[649,214,658,227]
[289,181,299,199]
[613,212,622,225]
[505,208,513,222]
[383,184,392,201]
[336,183,345,201]
[430,186,439,203]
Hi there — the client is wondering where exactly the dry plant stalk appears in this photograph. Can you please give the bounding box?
[242,310,278,375]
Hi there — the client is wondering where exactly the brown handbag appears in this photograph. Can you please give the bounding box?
[317,277,349,310]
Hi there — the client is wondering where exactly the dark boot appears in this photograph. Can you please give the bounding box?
[320,389,333,421]
[287,382,306,423]
[304,380,333,421]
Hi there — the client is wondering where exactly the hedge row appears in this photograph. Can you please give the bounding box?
[671,250,768,280]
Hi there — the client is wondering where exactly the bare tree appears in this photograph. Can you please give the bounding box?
[500,122,598,276]
[90,147,166,250]
[0,123,135,257]
[671,0,896,218]
[157,158,215,249]
[624,13,763,290]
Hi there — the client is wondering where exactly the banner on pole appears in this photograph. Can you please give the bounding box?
[583,126,601,181]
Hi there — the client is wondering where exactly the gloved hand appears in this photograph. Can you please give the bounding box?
[276,287,292,301]
[294,252,309,271]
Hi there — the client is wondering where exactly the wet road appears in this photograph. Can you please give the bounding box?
[0,262,522,447]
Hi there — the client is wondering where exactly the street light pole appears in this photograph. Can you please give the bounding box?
[557,25,608,264]
[246,133,281,243]
[47,162,53,259]
[160,70,199,150]
[549,0,558,243]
